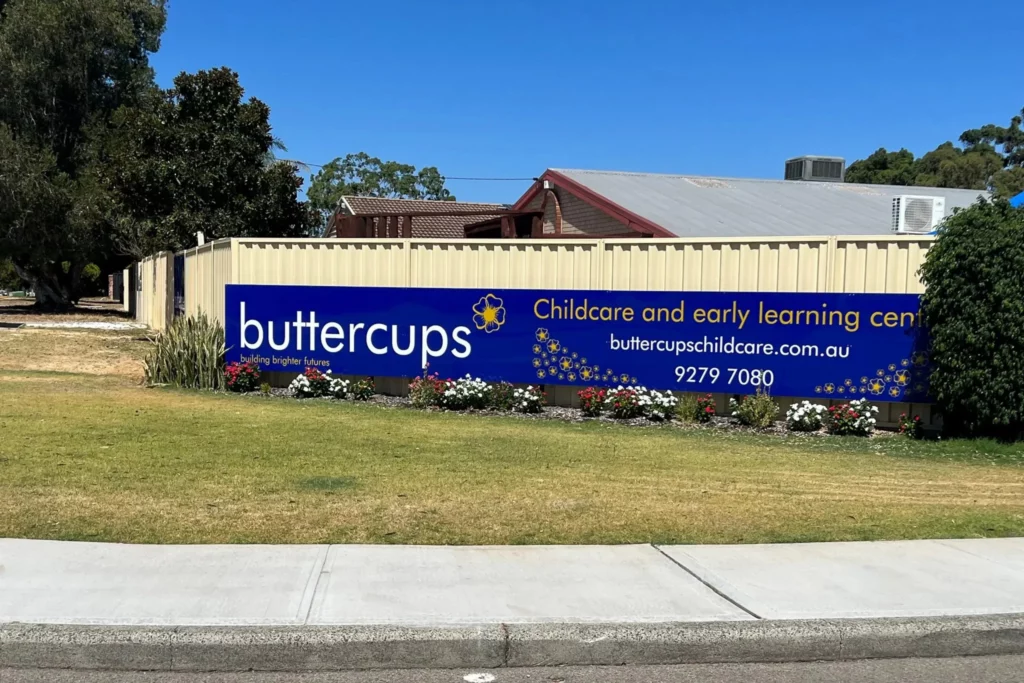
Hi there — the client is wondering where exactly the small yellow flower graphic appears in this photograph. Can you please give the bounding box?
[837,386,846,394]
[567,371,577,382]
[894,369,910,386]
[532,344,542,354]
[558,373,565,380]
[472,294,506,334]
[536,328,550,342]
[571,352,579,359]
[884,375,892,383]
[580,358,588,365]
[532,358,542,368]
[546,339,561,354]
[888,363,897,372]
[914,382,926,392]
[620,373,630,383]
[579,367,594,381]
[536,369,547,379]
[901,359,910,367]
[877,369,885,377]
[911,352,928,367]
[815,386,823,393]
[824,383,835,394]
[861,376,869,385]
[559,356,573,371]
[869,379,885,395]
[889,386,901,398]
[541,352,548,360]
[844,379,853,387]
[548,365,558,376]
[593,364,600,372]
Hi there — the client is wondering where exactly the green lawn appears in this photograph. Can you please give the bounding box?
[2,369,1024,545]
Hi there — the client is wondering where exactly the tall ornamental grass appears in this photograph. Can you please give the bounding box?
[144,313,226,390]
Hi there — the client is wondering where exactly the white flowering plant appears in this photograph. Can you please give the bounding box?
[826,398,879,436]
[329,376,351,399]
[289,367,332,398]
[510,386,545,413]
[786,400,828,432]
[605,386,679,421]
[439,375,492,411]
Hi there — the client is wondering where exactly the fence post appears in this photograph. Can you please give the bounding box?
[825,236,839,293]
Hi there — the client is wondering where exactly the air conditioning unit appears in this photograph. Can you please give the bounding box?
[892,195,945,234]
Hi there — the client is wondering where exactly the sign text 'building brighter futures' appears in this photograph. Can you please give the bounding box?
[225,285,931,402]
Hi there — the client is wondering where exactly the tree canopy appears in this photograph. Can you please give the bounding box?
[307,153,456,232]
[0,0,313,308]
[98,68,314,257]
[847,106,1024,199]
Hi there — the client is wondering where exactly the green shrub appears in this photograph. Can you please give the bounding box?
[489,382,517,411]
[350,377,375,401]
[729,391,777,428]
[409,371,445,408]
[919,200,1024,439]
[677,393,716,423]
[144,314,225,389]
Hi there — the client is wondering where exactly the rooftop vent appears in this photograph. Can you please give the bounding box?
[784,156,845,182]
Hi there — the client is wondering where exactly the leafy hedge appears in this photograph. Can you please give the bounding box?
[919,200,1024,439]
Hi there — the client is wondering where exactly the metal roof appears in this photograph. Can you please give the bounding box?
[551,169,990,237]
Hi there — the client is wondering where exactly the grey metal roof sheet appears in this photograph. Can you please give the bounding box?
[552,168,990,237]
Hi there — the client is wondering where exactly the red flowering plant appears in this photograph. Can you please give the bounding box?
[409,369,446,408]
[695,394,716,423]
[578,387,607,417]
[606,386,644,420]
[826,398,878,436]
[224,362,261,393]
[898,412,924,439]
[289,367,333,398]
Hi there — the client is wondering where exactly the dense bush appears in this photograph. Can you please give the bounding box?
[578,387,607,416]
[919,200,1024,439]
[409,372,445,408]
[676,393,717,423]
[825,399,878,436]
[899,413,925,439]
[729,391,777,428]
[224,361,261,393]
[786,401,827,432]
[289,367,332,398]
[144,314,225,389]
[439,375,491,411]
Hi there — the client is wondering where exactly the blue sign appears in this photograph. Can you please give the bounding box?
[1012,191,1024,208]
[225,285,931,402]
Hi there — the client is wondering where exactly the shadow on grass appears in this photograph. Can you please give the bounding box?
[297,476,359,492]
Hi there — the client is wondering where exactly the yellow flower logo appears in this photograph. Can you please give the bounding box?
[844,379,853,387]
[901,359,910,367]
[536,328,550,342]
[889,386,901,398]
[472,294,506,334]
[888,364,897,372]
[536,369,547,379]
[869,379,885,395]
[620,373,630,383]
[571,352,579,359]
[837,386,846,394]
[532,344,542,354]
[861,376,869,385]
[532,358,542,368]
[567,371,577,382]
[579,366,594,381]
[894,369,910,386]
[559,356,573,371]
[546,339,561,353]
[824,383,835,394]
[815,386,823,394]
[548,365,558,376]
[877,369,885,377]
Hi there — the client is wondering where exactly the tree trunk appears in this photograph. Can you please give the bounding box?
[12,260,83,312]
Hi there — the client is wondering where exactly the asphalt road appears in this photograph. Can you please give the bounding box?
[3,657,1024,683]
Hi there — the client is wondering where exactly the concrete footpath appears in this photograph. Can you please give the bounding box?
[3,538,1024,671]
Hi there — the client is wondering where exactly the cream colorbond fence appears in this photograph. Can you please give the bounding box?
[133,235,933,421]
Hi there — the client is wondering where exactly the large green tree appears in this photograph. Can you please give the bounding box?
[0,0,166,308]
[97,68,314,257]
[307,153,456,232]
[847,106,1024,199]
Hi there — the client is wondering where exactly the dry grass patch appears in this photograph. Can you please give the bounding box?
[2,371,1024,545]
[0,327,149,380]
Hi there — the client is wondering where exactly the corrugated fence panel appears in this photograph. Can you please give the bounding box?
[169,235,938,423]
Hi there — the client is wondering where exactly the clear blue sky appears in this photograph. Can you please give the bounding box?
[151,0,1024,203]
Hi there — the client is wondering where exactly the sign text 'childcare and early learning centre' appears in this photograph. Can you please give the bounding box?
[226,285,931,402]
